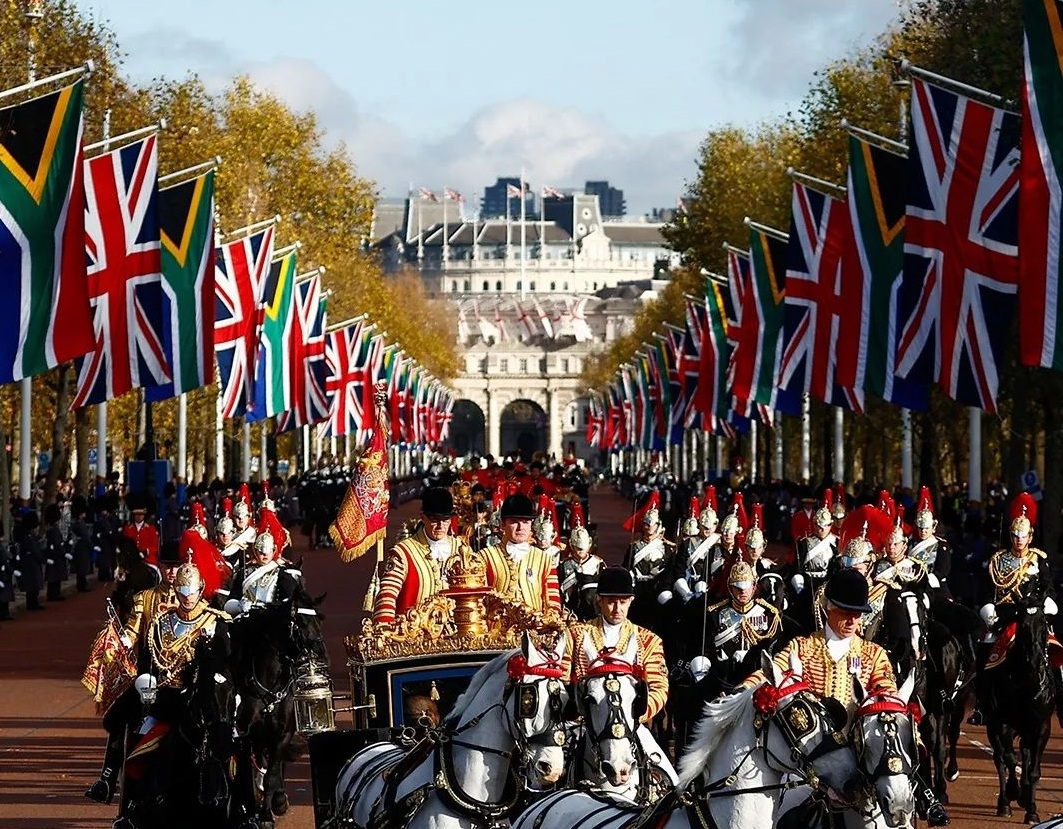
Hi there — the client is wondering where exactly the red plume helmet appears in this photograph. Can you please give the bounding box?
[840,504,894,554]
[622,490,661,533]
[814,488,833,527]
[702,485,719,515]
[221,496,233,518]
[238,482,252,510]
[569,501,586,529]
[732,492,749,532]
[190,501,206,528]
[1010,492,1039,536]
[914,485,936,530]
[179,529,225,600]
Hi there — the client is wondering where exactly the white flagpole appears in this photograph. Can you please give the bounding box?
[773,410,784,481]
[800,394,811,483]
[215,386,225,480]
[301,424,310,472]
[417,198,424,261]
[472,208,479,263]
[242,419,251,481]
[520,169,527,297]
[442,185,449,267]
[506,190,512,262]
[750,419,758,486]
[901,409,913,488]
[94,108,113,490]
[259,420,268,481]
[969,408,982,502]
[177,394,187,482]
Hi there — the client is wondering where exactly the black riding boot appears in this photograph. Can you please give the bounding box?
[1054,668,1063,728]
[914,773,951,826]
[85,731,124,804]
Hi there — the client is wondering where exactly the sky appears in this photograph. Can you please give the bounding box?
[71,0,907,217]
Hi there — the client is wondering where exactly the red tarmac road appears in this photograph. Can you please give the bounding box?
[1,484,1061,828]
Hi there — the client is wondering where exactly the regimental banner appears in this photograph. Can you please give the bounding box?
[0,79,94,383]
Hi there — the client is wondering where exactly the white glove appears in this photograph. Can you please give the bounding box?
[1045,597,1058,616]
[673,579,693,600]
[689,655,712,681]
[239,598,253,614]
[927,573,940,588]
[64,553,73,561]
[693,580,708,595]
[120,635,133,649]
[657,589,673,605]
[93,546,101,553]
[791,574,806,594]
[732,649,748,662]
[0,581,5,589]
[980,603,998,626]
[46,559,54,566]
[224,599,243,617]
[12,570,20,578]
[923,593,930,610]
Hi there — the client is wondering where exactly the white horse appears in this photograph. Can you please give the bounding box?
[572,636,677,803]
[333,632,570,829]
[512,651,861,829]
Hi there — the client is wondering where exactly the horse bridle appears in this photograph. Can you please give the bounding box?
[504,653,573,771]
[853,695,918,782]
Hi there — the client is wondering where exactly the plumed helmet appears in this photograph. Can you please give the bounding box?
[699,506,718,530]
[233,500,251,520]
[622,490,660,533]
[720,510,740,536]
[259,480,275,513]
[569,525,592,553]
[215,515,234,536]
[832,484,847,519]
[532,512,556,541]
[743,503,765,550]
[702,484,719,517]
[841,530,874,568]
[682,516,699,537]
[642,505,660,527]
[728,560,756,589]
[914,485,936,531]
[814,488,833,528]
[174,562,204,594]
[254,531,277,560]
[1010,492,1038,539]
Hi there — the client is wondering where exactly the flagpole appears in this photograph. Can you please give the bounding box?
[539,188,546,284]
[773,410,784,481]
[443,185,449,267]
[177,393,187,482]
[0,60,92,102]
[95,108,112,492]
[260,420,268,481]
[242,419,251,482]
[749,418,758,486]
[158,156,221,187]
[83,120,165,156]
[519,169,527,297]
[800,394,811,483]
[833,408,844,482]
[892,83,914,491]
[969,408,982,502]
[216,380,225,480]
[301,424,311,473]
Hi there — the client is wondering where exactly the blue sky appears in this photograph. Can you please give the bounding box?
[73,0,905,215]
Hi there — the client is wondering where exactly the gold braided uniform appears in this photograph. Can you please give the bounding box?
[123,584,176,649]
[373,529,464,624]
[564,619,669,723]
[741,630,896,719]
[481,543,561,616]
[145,600,228,689]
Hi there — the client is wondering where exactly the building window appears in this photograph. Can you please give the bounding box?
[499,358,509,373]
[550,281,556,291]
[480,357,488,372]
[450,280,458,292]
[519,359,528,373]
[529,281,536,291]
[482,280,489,291]
[561,358,570,373]
[562,281,569,291]
[592,282,598,290]
[464,280,470,291]
[495,280,502,291]
[516,281,522,291]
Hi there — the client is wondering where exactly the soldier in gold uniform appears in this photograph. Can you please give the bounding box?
[373,487,464,624]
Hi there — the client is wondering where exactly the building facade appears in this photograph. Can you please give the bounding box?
[373,193,676,461]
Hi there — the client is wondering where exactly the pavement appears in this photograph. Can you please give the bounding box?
[0,484,1060,828]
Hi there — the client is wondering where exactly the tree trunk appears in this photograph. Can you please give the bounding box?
[919,409,940,495]
[0,426,9,541]
[74,406,90,496]
[42,363,73,506]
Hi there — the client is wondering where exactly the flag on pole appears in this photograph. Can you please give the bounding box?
[146,169,216,402]
[418,187,438,202]
[506,183,524,198]
[444,188,464,203]
[778,181,864,413]
[1019,0,1063,369]
[542,185,565,199]
[247,250,296,421]
[73,133,169,407]
[846,135,928,410]
[896,77,1019,412]
[0,79,94,383]
[325,320,373,436]
[214,225,275,418]
[276,274,328,432]
[746,226,794,413]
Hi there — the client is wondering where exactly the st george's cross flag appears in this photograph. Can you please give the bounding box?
[896,77,1019,412]
[73,134,169,408]
[146,169,216,402]
[214,225,275,418]
[0,79,94,383]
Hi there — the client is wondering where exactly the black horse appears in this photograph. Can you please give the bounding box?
[118,629,238,829]
[980,606,1055,823]
[229,580,327,829]
[111,536,159,621]
[920,621,974,803]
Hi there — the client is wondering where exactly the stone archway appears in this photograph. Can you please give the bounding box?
[447,399,486,457]
[500,399,547,462]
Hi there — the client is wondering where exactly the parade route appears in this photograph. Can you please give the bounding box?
[0,484,1060,828]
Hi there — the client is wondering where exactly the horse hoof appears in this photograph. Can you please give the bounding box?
[270,790,289,815]
[946,767,959,782]
[998,806,1012,817]
[1025,812,1040,824]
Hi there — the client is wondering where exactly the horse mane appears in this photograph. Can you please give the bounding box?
[445,649,516,727]
[677,686,755,789]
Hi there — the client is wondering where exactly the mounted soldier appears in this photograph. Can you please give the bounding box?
[531,493,563,567]
[622,491,674,633]
[557,502,603,622]
[790,488,839,632]
[908,486,952,593]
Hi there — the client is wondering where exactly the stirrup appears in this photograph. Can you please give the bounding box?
[85,772,116,804]
[111,818,136,829]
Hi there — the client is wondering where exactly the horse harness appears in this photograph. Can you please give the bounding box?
[365,653,571,829]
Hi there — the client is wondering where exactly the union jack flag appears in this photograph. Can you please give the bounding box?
[277,274,329,431]
[542,185,565,199]
[325,322,383,437]
[680,298,706,428]
[896,77,1019,412]
[586,394,604,448]
[73,134,168,408]
[214,225,275,418]
[418,187,438,202]
[444,188,464,203]
[778,181,864,413]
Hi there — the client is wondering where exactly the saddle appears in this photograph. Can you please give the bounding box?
[985,622,1063,670]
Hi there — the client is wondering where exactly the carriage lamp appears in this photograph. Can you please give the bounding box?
[293,661,336,735]
[134,673,158,705]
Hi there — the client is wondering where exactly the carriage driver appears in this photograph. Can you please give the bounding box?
[740,568,950,826]
[565,566,677,785]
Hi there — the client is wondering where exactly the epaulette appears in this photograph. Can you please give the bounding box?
[754,598,781,615]
[1032,547,1048,559]
[708,598,730,613]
